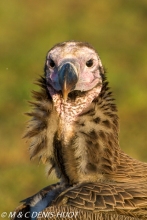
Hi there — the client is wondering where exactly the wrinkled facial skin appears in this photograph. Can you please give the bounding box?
[44,41,104,99]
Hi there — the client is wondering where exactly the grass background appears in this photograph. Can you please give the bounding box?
[0,0,147,216]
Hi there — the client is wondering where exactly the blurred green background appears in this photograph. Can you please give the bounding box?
[0,0,147,216]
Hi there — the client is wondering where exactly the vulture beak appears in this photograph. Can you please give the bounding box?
[58,62,78,101]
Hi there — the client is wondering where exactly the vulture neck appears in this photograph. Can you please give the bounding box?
[53,80,120,184]
[25,77,120,185]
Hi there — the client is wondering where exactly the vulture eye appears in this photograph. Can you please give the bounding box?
[48,59,55,68]
[86,59,93,67]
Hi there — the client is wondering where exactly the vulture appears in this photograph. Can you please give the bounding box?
[12,41,147,220]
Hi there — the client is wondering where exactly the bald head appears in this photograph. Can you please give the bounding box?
[44,41,104,100]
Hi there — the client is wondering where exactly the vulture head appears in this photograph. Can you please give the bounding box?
[44,41,104,102]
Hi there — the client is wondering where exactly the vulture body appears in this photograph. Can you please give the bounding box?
[12,41,147,220]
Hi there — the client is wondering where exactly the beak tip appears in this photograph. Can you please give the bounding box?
[63,90,69,101]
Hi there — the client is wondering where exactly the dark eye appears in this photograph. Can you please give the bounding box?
[49,59,55,68]
[86,59,93,67]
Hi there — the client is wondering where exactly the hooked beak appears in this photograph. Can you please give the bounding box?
[58,62,78,100]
